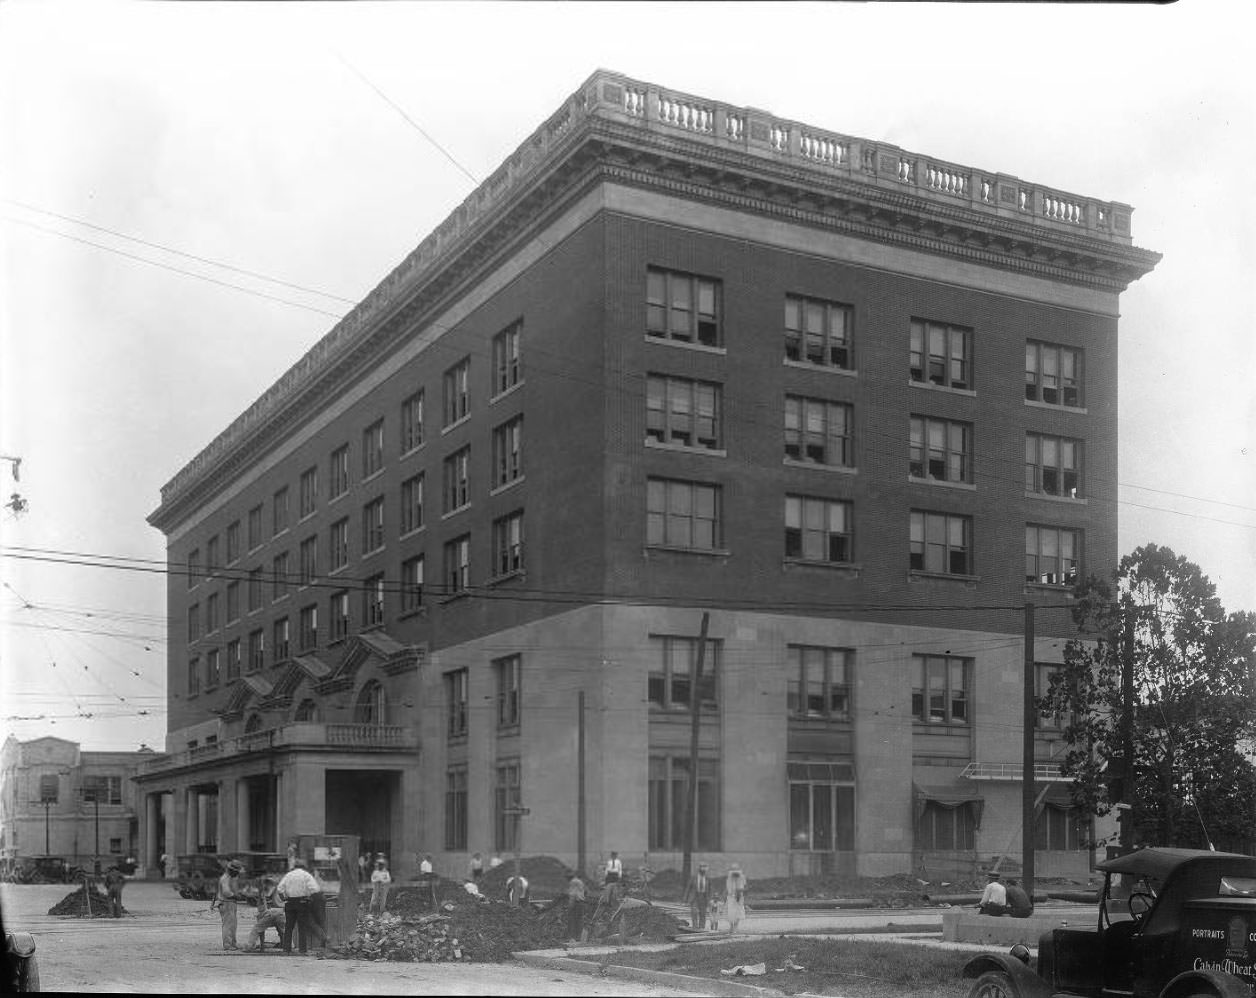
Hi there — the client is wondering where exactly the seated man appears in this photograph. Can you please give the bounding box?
[977,871,1009,916]
[245,877,286,951]
[1005,878,1033,918]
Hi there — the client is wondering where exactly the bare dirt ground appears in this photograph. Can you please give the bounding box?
[0,881,701,995]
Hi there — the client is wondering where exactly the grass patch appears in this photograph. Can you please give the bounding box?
[600,937,973,997]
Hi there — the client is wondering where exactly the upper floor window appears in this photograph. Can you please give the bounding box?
[362,573,385,627]
[247,629,264,673]
[80,775,123,805]
[329,444,350,499]
[646,478,721,551]
[205,592,219,633]
[444,447,471,513]
[225,639,241,682]
[910,416,973,484]
[909,510,972,576]
[272,551,290,601]
[354,679,386,725]
[186,549,200,589]
[247,504,264,551]
[493,510,524,577]
[785,495,853,564]
[784,396,852,467]
[445,668,469,739]
[647,375,721,449]
[187,656,200,696]
[299,466,319,519]
[787,645,852,720]
[444,534,471,595]
[362,497,385,554]
[646,268,721,347]
[299,603,318,651]
[225,521,241,565]
[912,654,970,724]
[401,391,425,454]
[1035,662,1074,730]
[648,635,719,711]
[910,318,972,391]
[401,474,425,535]
[329,518,349,572]
[272,616,290,662]
[206,535,220,575]
[401,555,424,613]
[1026,341,1082,408]
[247,566,264,612]
[444,358,471,426]
[1026,525,1080,587]
[493,417,524,486]
[784,294,853,369]
[187,603,200,643]
[1026,434,1082,498]
[298,534,318,586]
[329,590,350,642]
[206,647,221,688]
[294,698,319,722]
[493,321,522,396]
[273,487,290,537]
[225,581,240,623]
[494,653,521,728]
[362,420,384,479]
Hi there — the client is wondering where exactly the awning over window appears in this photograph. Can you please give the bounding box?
[914,782,985,826]
[1038,782,1078,810]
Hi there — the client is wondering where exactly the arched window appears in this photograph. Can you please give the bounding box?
[244,712,265,734]
[354,680,386,725]
[294,699,319,723]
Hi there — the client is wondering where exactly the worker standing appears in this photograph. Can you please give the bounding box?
[213,860,246,950]
[103,865,127,918]
[604,851,624,906]
[276,859,320,955]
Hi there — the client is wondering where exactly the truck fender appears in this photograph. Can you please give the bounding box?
[962,953,1054,998]
[1159,969,1253,998]
[5,932,36,958]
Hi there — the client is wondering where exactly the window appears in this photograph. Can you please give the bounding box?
[910,318,972,390]
[330,444,350,499]
[1035,663,1073,730]
[247,629,264,673]
[272,617,290,663]
[649,756,720,851]
[649,635,719,711]
[1026,525,1080,586]
[362,497,385,554]
[206,647,221,688]
[401,556,424,613]
[206,592,219,633]
[362,573,385,627]
[225,639,241,682]
[273,487,289,536]
[81,775,123,806]
[646,375,721,449]
[226,521,241,565]
[401,391,425,454]
[646,478,721,551]
[247,566,263,613]
[206,535,220,575]
[444,534,470,595]
[299,603,318,651]
[646,267,721,347]
[909,510,972,576]
[247,504,264,551]
[784,294,853,369]
[187,603,200,643]
[362,420,384,478]
[186,549,201,588]
[353,679,386,725]
[445,668,468,739]
[1026,341,1082,408]
[912,654,970,724]
[784,396,852,467]
[495,761,522,852]
[187,656,200,696]
[443,447,470,512]
[1025,434,1082,498]
[329,518,349,572]
[38,774,59,803]
[908,416,973,484]
[443,358,470,426]
[492,417,524,486]
[493,511,524,577]
[785,495,853,563]
[401,474,424,534]
[330,590,350,642]
[918,800,976,851]
[787,647,852,720]
[298,535,318,587]
[294,699,319,722]
[445,768,468,851]
[789,761,856,851]
[493,321,522,395]
[495,654,521,728]
[299,466,318,519]
[1035,805,1087,850]
[225,581,240,623]
[272,551,290,600]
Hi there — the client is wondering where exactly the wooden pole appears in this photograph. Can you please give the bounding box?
[577,690,586,879]
[681,612,710,885]
[1022,602,1036,901]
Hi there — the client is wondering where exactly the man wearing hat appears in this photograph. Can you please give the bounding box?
[977,870,1009,916]
[276,859,321,954]
[245,875,287,951]
[682,863,713,930]
[213,859,247,949]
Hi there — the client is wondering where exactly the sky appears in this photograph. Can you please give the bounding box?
[1,1,1253,752]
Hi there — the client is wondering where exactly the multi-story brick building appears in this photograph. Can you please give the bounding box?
[136,71,1159,882]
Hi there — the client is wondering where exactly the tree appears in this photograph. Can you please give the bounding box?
[1040,544,1256,852]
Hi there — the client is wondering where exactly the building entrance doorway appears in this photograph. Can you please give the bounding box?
[325,770,396,864]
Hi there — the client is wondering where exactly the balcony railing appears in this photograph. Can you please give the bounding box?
[961,762,1069,782]
[137,723,416,775]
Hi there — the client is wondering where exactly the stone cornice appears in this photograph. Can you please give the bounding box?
[150,70,1159,531]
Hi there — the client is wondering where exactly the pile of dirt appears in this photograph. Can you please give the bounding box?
[48,883,126,918]
[478,855,574,899]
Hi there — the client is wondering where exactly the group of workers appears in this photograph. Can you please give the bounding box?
[212,857,328,953]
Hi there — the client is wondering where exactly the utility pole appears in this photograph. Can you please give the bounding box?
[681,612,710,885]
[1022,602,1036,902]
[577,689,586,879]
[1119,596,1136,851]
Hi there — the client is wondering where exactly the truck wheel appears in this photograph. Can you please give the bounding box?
[969,971,1021,998]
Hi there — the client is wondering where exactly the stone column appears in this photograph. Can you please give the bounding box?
[185,788,198,853]
[236,778,250,852]
[145,793,160,878]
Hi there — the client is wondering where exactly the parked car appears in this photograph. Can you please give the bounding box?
[963,847,1256,998]
[173,852,287,901]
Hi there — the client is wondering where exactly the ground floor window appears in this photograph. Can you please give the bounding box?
[445,768,467,851]
[917,800,977,851]
[1036,803,1088,850]
[648,755,720,851]
[788,761,855,851]
[494,761,521,853]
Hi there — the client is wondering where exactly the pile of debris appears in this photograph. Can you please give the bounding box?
[336,911,465,962]
[478,855,574,899]
[48,882,125,918]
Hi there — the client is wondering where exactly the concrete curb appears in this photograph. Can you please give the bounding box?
[514,948,787,997]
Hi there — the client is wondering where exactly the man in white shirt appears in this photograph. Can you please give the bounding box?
[604,851,624,904]
[277,860,320,953]
[978,870,1009,916]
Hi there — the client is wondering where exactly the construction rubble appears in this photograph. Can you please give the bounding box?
[48,882,127,918]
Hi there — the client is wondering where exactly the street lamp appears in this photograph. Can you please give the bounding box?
[82,787,102,875]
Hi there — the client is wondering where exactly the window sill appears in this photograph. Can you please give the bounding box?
[327,636,348,649]
[784,458,857,476]
[908,475,976,491]
[645,439,726,458]
[400,525,427,541]
[400,442,427,462]
[1025,398,1087,415]
[911,720,971,730]
[328,564,349,577]
[361,469,385,486]
[908,380,976,398]
[1024,582,1077,596]
[361,623,386,635]
[783,358,857,378]
[487,569,526,587]
[272,594,290,604]
[908,570,981,585]
[496,723,521,737]
[328,492,347,506]
[361,545,386,560]
[441,414,471,436]
[298,511,317,525]
[1024,491,1087,505]
[490,476,525,497]
[398,606,427,621]
[490,380,525,406]
[788,713,853,726]
[442,504,471,521]
[783,558,862,578]
[439,590,471,606]
[644,334,726,356]
[645,545,732,559]
[447,733,468,746]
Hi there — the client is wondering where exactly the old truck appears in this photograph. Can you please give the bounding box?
[963,847,1256,998]
[173,852,287,900]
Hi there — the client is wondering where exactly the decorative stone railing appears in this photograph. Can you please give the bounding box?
[136,723,415,775]
[157,69,1140,512]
